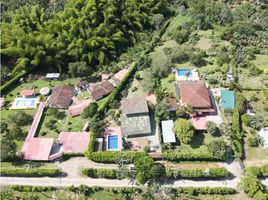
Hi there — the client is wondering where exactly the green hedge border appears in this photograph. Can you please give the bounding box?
[0,167,62,177]
[0,70,27,94]
[162,152,224,162]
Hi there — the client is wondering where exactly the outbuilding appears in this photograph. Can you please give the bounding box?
[161,120,176,143]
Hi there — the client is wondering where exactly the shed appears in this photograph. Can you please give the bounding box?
[20,90,35,97]
[258,128,268,150]
[95,138,104,151]
[161,120,176,143]
[0,98,5,107]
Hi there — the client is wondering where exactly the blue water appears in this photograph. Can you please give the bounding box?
[108,135,118,149]
[221,90,235,110]
[177,69,192,76]
[16,100,35,106]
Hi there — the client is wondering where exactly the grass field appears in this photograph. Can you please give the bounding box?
[36,109,87,139]
[174,132,219,154]
[244,144,268,161]
[161,74,177,97]
[77,90,90,100]
[253,54,268,69]
[127,75,146,98]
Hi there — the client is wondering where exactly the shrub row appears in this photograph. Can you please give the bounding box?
[86,151,146,164]
[87,131,97,153]
[175,187,236,195]
[63,152,84,159]
[11,185,56,192]
[162,152,224,162]
[0,70,27,94]
[246,164,268,177]
[81,168,129,179]
[166,167,229,179]
[0,167,61,177]
[232,108,243,158]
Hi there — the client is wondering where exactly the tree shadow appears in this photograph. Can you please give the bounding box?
[190,131,205,149]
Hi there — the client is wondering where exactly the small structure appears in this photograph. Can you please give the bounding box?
[109,68,129,86]
[176,81,214,115]
[166,97,178,111]
[220,90,235,111]
[48,85,74,109]
[39,87,50,96]
[58,132,90,153]
[89,81,114,101]
[0,98,5,108]
[101,74,111,81]
[191,116,207,130]
[258,128,268,150]
[76,80,89,91]
[23,138,55,161]
[120,97,151,137]
[161,120,176,143]
[20,89,35,98]
[46,73,60,80]
[102,126,122,151]
[95,138,104,151]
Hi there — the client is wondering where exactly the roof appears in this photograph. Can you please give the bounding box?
[114,68,129,81]
[89,81,114,100]
[178,81,212,109]
[23,138,54,160]
[258,128,268,150]
[46,73,60,79]
[221,90,235,110]
[191,117,207,130]
[166,97,178,111]
[48,85,74,109]
[101,74,111,81]
[58,132,90,153]
[161,120,176,143]
[121,114,151,136]
[122,97,149,115]
[76,80,88,88]
[20,90,34,96]
[68,100,91,116]
[39,87,50,95]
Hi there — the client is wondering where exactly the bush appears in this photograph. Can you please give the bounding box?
[242,114,251,126]
[221,63,229,74]
[207,139,227,160]
[162,152,224,162]
[208,77,218,85]
[11,185,56,192]
[86,151,146,164]
[246,134,260,147]
[0,167,61,177]
[246,164,268,177]
[206,121,220,135]
[175,187,236,195]
[173,119,194,144]
[82,102,98,119]
[81,168,128,179]
[9,111,33,126]
[232,108,243,158]
[166,167,229,179]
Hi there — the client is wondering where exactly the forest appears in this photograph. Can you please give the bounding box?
[1,0,170,84]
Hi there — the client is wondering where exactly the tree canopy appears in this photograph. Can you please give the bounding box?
[173,118,194,144]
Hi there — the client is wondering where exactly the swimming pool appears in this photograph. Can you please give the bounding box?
[11,97,39,109]
[177,69,192,77]
[107,135,118,150]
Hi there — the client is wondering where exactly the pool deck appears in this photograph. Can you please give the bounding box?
[102,126,122,151]
[10,97,39,110]
[175,69,200,82]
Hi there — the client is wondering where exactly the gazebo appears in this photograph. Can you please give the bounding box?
[39,87,50,96]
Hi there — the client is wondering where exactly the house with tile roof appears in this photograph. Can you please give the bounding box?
[176,81,214,115]
[48,85,75,109]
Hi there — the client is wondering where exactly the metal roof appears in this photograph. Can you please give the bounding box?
[161,120,176,143]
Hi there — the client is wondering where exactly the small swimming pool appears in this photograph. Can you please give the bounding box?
[11,97,39,109]
[177,69,192,77]
[107,135,118,150]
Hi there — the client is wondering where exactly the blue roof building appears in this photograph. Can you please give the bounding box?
[221,90,235,110]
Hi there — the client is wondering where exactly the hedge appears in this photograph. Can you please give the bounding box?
[11,185,56,192]
[0,167,62,177]
[86,151,146,164]
[0,70,27,94]
[246,164,268,177]
[81,168,129,179]
[232,108,243,158]
[162,152,224,162]
[166,167,229,179]
[175,187,236,195]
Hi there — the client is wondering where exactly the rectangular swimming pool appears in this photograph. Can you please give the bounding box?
[11,97,39,109]
[177,69,192,77]
[107,135,118,150]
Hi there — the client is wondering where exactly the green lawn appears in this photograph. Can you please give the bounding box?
[127,75,146,98]
[36,108,87,139]
[242,90,268,123]
[244,144,268,161]
[91,191,122,200]
[77,90,90,100]
[161,74,177,97]
[238,68,267,89]
[174,132,219,154]
[253,54,268,69]
[5,78,80,103]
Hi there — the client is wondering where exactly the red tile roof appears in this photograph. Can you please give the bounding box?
[20,90,34,96]
[122,97,149,115]
[23,138,54,161]
[48,85,74,109]
[89,81,114,100]
[178,81,212,109]
[166,97,178,110]
[58,132,90,153]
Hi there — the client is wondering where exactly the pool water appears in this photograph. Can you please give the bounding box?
[108,135,118,150]
[177,69,192,76]
[12,97,39,109]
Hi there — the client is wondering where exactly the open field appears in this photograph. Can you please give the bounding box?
[253,54,268,69]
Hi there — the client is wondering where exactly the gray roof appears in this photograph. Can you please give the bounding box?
[161,120,176,143]
[120,114,151,136]
[121,97,149,115]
